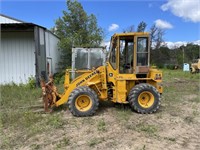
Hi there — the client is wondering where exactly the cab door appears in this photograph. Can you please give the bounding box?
[134,35,150,74]
[116,36,135,103]
[118,36,134,74]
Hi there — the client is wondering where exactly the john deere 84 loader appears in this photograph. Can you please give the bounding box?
[41,32,163,116]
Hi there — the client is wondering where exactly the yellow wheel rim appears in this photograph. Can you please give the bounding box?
[75,95,92,112]
[138,91,154,108]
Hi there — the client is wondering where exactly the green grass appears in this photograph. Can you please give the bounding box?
[1,84,41,109]
[115,106,132,122]
[88,137,105,147]
[161,69,200,104]
[97,119,106,132]
[47,114,65,129]
[164,137,176,142]
[162,69,200,82]
[136,123,158,136]
[184,116,194,124]
[0,84,68,149]
[56,137,70,149]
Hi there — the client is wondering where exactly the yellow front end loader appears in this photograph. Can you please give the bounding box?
[41,32,163,116]
[190,58,200,73]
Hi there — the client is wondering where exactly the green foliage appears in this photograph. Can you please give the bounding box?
[26,76,36,89]
[137,21,147,32]
[54,71,66,84]
[151,46,170,68]
[151,43,200,68]
[54,0,104,69]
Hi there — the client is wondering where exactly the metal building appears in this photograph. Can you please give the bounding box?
[0,14,61,85]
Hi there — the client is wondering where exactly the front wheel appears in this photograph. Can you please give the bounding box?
[128,83,161,114]
[67,86,99,117]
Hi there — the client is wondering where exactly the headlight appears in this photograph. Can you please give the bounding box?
[155,74,162,80]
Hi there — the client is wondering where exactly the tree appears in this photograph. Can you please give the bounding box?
[151,46,170,67]
[54,0,104,69]
[149,24,165,50]
[137,21,147,32]
[123,25,135,33]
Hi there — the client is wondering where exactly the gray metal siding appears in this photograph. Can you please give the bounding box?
[0,32,35,84]
[34,27,47,84]
[45,31,60,74]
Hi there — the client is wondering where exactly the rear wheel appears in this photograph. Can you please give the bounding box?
[67,86,99,117]
[128,83,161,114]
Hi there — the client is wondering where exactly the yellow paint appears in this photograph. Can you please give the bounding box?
[55,32,163,107]
[116,80,127,103]
[75,95,92,112]
[148,68,162,83]
[191,59,200,73]
[56,66,108,106]
[138,91,154,108]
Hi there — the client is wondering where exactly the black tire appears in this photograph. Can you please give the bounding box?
[128,83,161,114]
[67,86,99,117]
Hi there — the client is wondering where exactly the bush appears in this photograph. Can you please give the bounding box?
[163,64,179,70]
[156,64,164,69]
[54,71,65,84]
[26,76,36,89]
[166,64,175,70]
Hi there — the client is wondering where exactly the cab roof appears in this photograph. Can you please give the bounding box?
[113,32,149,37]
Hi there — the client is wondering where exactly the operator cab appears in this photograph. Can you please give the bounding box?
[108,32,150,75]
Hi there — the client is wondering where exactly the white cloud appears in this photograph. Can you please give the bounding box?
[108,24,119,32]
[193,40,200,45]
[100,41,110,47]
[164,41,187,49]
[150,40,200,49]
[164,40,200,49]
[155,19,173,29]
[161,0,200,22]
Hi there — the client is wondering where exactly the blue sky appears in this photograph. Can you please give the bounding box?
[1,0,200,47]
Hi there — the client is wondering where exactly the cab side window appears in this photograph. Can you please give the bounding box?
[109,39,117,69]
[137,37,148,66]
[119,36,134,74]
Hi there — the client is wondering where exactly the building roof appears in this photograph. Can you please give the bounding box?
[0,14,26,24]
[0,14,60,39]
[0,14,44,28]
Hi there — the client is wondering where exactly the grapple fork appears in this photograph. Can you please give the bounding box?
[40,75,61,112]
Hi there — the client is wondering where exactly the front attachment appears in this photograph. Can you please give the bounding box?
[40,75,61,112]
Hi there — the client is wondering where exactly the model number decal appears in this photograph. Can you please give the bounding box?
[76,71,97,87]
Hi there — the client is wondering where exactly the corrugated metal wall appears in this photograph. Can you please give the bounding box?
[0,32,35,84]
[34,27,47,83]
[45,31,60,74]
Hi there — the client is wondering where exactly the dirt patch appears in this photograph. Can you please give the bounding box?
[11,97,200,150]
[184,94,198,100]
